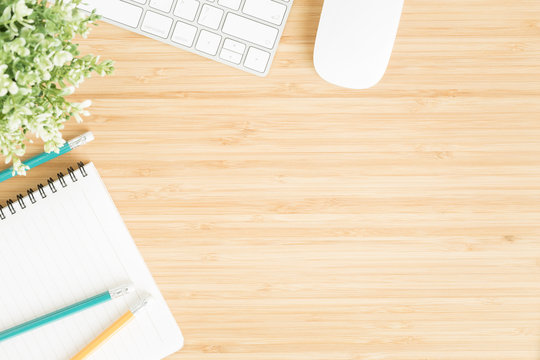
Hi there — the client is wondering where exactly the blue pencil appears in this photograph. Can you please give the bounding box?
[0,284,132,343]
[0,132,95,183]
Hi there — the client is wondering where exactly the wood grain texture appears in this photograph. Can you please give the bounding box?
[2,0,540,358]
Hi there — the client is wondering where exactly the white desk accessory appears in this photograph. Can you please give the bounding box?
[78,0,293,76]
[314,0,405,89]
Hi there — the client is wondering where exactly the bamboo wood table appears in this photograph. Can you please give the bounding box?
[1,1,540,359]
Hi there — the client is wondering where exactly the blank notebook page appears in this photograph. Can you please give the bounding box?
[0,162,183,360]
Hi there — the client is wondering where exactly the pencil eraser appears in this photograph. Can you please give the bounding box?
[109,283,134,299]
[83,131,95,143]
[131,295,153,314]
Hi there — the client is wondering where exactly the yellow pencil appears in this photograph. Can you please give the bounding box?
[71,297,150,360]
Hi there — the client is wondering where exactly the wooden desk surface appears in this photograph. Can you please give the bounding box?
[2,0,540,359]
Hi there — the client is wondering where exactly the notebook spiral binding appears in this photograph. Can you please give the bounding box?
[0,162,87,221]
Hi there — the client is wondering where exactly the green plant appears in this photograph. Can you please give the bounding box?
[0,0,113,175]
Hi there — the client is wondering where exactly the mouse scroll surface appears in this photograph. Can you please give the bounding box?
[314,0,404,89]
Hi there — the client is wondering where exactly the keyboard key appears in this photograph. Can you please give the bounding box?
[195,30,221,55]
[218,0,241,10]
[171,21,198,47]
[197,4,224,30]
[242,0,286,26]
[222,13,278,49]
[79,0,142,28]
[141,11,173,38]
[220,38,245,64]
[219,48,242,64]
[223,38,246,54]
[149,0,174,12]
[174,0,200,21]
[244,47,270,72]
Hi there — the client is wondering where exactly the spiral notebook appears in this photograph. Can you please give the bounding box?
[0,162,183,360]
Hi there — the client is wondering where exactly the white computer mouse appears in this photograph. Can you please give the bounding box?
[313,0,405,89]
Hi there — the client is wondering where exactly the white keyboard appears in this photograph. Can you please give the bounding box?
[79,0,293,76]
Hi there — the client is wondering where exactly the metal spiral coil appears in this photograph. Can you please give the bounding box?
[1,163,87,219]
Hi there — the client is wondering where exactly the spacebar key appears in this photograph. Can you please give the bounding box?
[222,13,278,49]
[78,0,143,28]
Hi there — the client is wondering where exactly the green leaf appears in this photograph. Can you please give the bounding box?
[0,0,114,175]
